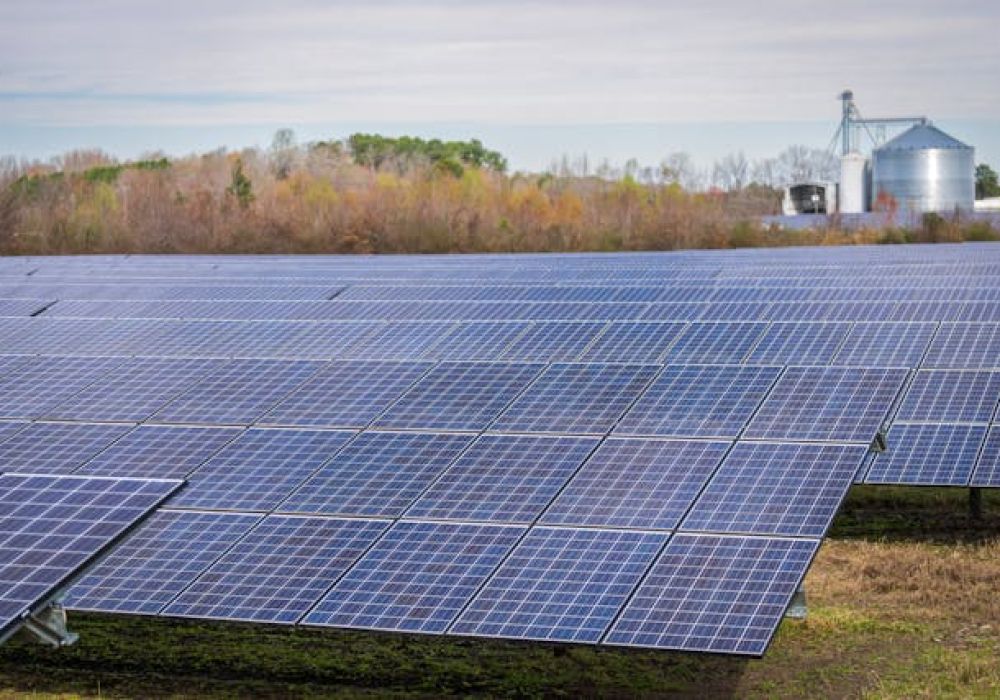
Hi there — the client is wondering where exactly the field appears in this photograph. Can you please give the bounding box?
[1,487,997,699]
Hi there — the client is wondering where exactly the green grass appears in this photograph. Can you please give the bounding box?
[0,486,998,699]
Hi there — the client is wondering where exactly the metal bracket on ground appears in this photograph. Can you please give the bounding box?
[15,600,79,647]
[785,585,808,619]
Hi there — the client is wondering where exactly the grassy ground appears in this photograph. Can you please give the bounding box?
[1,487,998,699]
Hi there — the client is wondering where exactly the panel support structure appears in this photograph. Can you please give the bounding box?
[785,584,808,620]
[969,487,983,520]
[15,600,79,647]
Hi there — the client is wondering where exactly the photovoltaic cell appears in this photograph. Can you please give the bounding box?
[490,363,659,434]
[745,322,851,365]
[77,425,242,479]
[895,370,1000,423]
[0,422,133,475]
[171,428,355,512]
[615,365,780,438]
[302,521,524,633]
[831,323,936,367]
[66,510,260,614]
[923,323,1000,369]
[578,322,687,363]
[278,431,474,517]
[680,442,867,537]
[151,359,322,425]
[744,366,907,443]
[405,434,599,523]
[163,516,390,623]
[373,362,544,431]
[1,474,180,638]
[605,534,819,655]
[866,423,987,486]
[261,361,431,428]
[0,356,126,419]
[661,322,767,364]
[343,322,455,360]
[541,438,730,530]
[424,322,529,360]
[451,527,666,643]
[499,322,607,362]
[971,426,1000,487]
[0,421,27,450]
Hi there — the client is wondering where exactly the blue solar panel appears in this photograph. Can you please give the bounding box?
[451,527,666,643]
[77,425,242,479]
[45,357,225,421]
[971,426,1000,487]
[578,322,687,363]
[261,361,432,428]
[0,422,133,475]
[425,322,530,360]
[0,421,27,449]
[372,362,544,431]
[66,510,260,614]
[152,359,323,425]
[616,365,780,438]
[0,299,52,317]
[745,322,851,364]
[604,534,819,655]
[831,323,936,367]
[302,521,524,633]
[171,428,355,512]
[405,435,599,523]
[278,431,473,517]
[680,442,867,537]
[924,323,1000,369]
[163,516,390,623]
[490,363,659,434]
[499,322,607,362]
[0,356,126,419]
[744,367,908,443]
[1,474,180,639]
[343,322,455,359]
[540,439,730,529]
[895,370,1000,423]
[661,322,767,364]
[866,423,987,486]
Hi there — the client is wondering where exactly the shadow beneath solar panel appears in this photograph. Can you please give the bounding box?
[830,485,1000,543]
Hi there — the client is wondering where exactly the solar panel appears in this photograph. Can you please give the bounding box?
[923,323,1000,369]
[451,527,666,643]
[45,357,225,422]
[278,431,473,517]
[0,421,27,449]
[170,428,355,512]
[895,370,1000,423]
[302,521,524,633]
[831,323,936,367]
[540,438,730,529]
[260,361,432,428]
[342,322,456,360]
[866,423,987,486]
[604,534,819,655]
[499,322,607,362]
[0,422,133,475]
[405,434,599,523]
[680,442,867,537]
[490,363,659,435]
[76,425,242,479]
[744,366,907,443]
[661,322,767,364]
[1,474,180,640]
[971,426,1000,487]
[372,362,543,431]
[425,322,530,360]
[745,322,851,365]
[163,516,390,623]
[616,364,780,438]
[0,356,126,419]
[66,510,260,614]
[152,359,322,425]
[578,322,687,363]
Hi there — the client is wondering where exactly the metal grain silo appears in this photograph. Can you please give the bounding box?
[871,124,974,213]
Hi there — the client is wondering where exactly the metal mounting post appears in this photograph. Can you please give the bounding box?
[785,585,808,620]
[15,601,79,647]
[870,430,887,453]
[970,487,983,521]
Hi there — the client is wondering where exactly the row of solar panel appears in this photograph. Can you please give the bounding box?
[0,358,909,442]
[0,425,881,529]
[6,318,1000,368]
[7,282,1000,304]
[20,298,1000,323]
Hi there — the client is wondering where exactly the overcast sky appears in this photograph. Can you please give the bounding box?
[2,0,998,169]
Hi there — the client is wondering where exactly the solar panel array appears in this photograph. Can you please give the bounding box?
[1,245,999,656]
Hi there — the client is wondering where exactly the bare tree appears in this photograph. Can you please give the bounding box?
[269,128,298,180]
[712,151,749,192]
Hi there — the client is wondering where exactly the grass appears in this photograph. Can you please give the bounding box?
[0,487,998,699]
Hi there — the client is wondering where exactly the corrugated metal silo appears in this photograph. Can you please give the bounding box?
[871,124,974,213]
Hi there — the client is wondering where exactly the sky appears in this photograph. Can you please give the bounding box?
[1,0,998,171]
